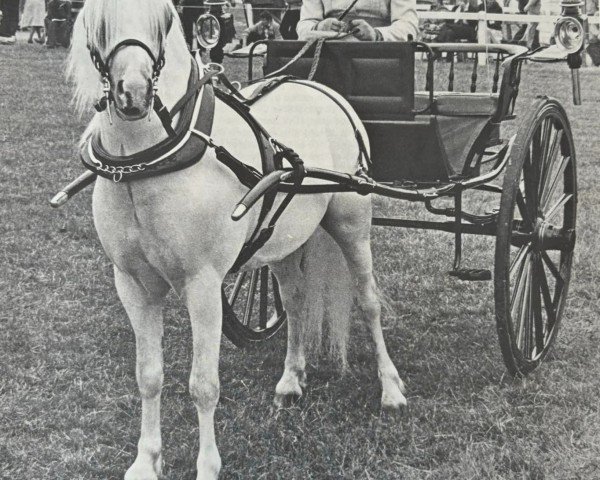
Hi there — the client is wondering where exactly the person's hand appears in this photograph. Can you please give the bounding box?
[348,19,379,41]
[316,18,347,32]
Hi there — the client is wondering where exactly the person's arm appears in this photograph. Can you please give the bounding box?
[375,0,419,42]
[296,0,325,40]
[523,0,539,12]
[244,22,261,35]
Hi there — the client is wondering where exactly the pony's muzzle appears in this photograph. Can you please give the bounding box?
[113,76,153,120]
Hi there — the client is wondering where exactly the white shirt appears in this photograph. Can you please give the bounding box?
[297,0,419,41]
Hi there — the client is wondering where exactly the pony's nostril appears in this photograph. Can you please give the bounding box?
[117,80,124,95]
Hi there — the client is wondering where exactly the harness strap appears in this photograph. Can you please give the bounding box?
[287,78,372,172]
[152,95,177,137]
[239,75,294,106]
[230,144,306,272]
[214,146,262,188]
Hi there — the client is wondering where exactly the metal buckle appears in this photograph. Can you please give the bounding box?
[102,77,113,125]
[205,62,225,76]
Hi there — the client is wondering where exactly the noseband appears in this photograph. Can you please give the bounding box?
[89,37,176,136]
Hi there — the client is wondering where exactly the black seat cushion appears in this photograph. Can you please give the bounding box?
[264,41,415,119]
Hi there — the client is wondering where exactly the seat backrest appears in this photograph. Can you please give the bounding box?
[264,41,415,120]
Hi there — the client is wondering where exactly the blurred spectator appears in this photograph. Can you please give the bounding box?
[46,0,72,48]
[501,0,519,43]
[245,10,281,42]
[247,0,286,23]
[435,0,478,43]
[479,0,503,43]
[177,0,204,48]
[21,0,45,44]
[207,1,236,63]
[587,0,600,65]
[522,0,540,49]
[0,0,20,44]
[420,0,449,42]
[297,0,419,41]
[280,0,301,39]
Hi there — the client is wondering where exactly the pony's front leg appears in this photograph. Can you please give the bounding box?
[269,249,308,408]
[114,268,168,480]
[184,271,223,480]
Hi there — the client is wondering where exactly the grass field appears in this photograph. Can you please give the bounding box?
[1,39,600,480]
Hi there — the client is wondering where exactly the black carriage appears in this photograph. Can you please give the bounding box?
[221,39,578,377]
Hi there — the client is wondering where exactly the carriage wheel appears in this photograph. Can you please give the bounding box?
[495,97,577,377]
[221,267,287,348]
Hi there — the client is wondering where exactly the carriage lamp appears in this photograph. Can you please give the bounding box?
[195,13,221,50]
[555,16,584,54]
[554,0,586,104]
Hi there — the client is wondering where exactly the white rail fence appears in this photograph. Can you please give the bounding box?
[420,10,600,63]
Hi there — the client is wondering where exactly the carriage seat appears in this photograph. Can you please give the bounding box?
[414,91,500,116]
[263,41,501,182]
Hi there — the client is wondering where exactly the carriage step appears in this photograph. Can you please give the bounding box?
[449,269,492,281]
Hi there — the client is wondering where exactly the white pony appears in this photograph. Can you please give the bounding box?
[68,0,406,478]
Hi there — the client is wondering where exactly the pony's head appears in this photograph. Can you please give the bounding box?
[68,0,186,120]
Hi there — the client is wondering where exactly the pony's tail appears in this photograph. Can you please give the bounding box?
[301,228,353,368]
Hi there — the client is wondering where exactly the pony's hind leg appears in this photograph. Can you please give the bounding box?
[115,267,169,480]
[269,248,308,408]
[322,194,407,411]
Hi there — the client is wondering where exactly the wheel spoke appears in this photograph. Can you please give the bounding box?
[516,260,532,351]
[228,271,248,305]
[516,190,533,229]
[541,154,570,212]
[532,255,545,357]
[510,247,530,309]
[522,149,539,224]
[259,267,269,330]
[544,193,574,222]
[541,251,564,286]
[538,256,557,331]
[510,244,530,277]
[539,129,562,202]
[243,269,259,326]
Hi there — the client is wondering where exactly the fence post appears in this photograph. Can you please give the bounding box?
[477,12,488,65]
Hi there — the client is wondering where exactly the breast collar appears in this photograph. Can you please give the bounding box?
[81,59,217,183]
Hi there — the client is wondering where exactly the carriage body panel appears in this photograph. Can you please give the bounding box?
[261,41,523,184]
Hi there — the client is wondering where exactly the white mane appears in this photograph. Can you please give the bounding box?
[67,0,185,116]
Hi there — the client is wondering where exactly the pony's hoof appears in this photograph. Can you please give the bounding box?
[381,395,408,414]
[274,392,302,409]
[124,453,162,480]
[381,378,407,413]
[124,463,159,480]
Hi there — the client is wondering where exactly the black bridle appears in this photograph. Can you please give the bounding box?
[88,37,176,136]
